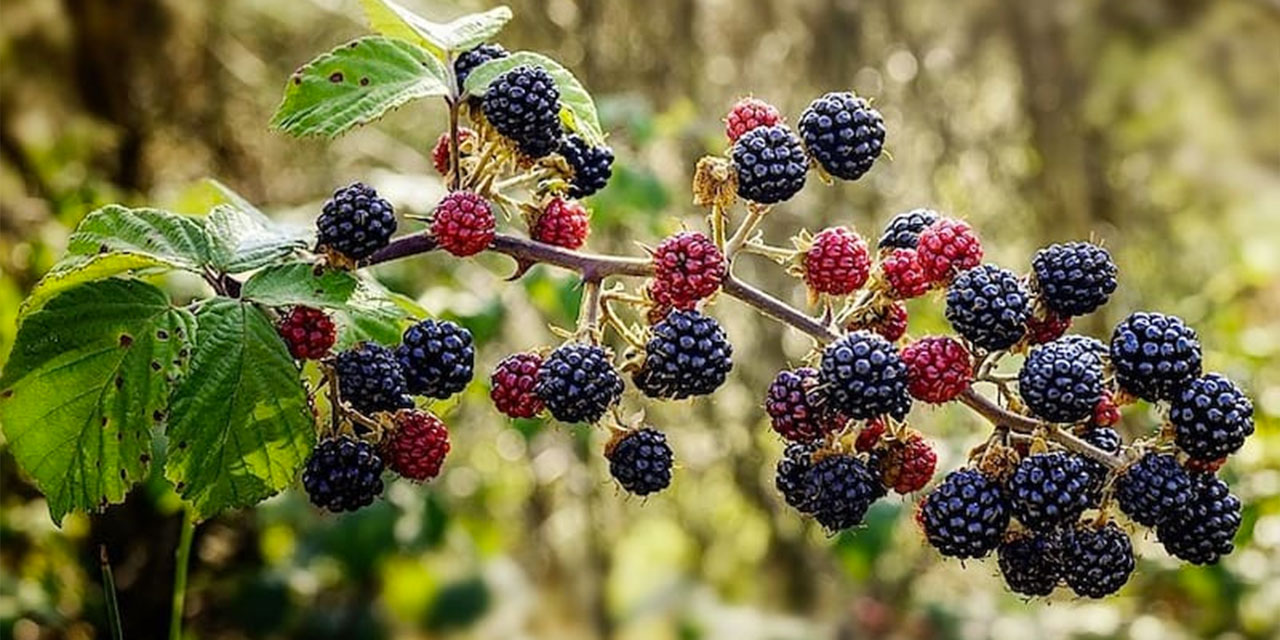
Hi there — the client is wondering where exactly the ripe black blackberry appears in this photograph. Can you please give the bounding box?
[454,42,508,88]
[315,182,397,261]
[1007,452,1094,532]
[1077,426,1122,505]
[797,91,885,180]
[944,264,1031,351]
[632,309,733,399]
[559,134,614,198]
[1031,242,1118,317]
[396,319,475,399]
[535,342,624,423]
[1115,452,1192,527]
[998,532,1062,597]
[877,208,939,251]
[1058,334,1108,364]
[920,468,1010,559]
[334,343,414,415]
[1170,373,1254,460]
[482,65,562,158]
[807,454,885,532]
[731,124,808,204]
[1110,312,1202,401]
[1018,339,1104,423]
[606,428,673,496]
[1060,522,1135,598]
[775,443,817,513]
[818,330,912,420]
[302,436,385,513]
[1156,473,1241,565]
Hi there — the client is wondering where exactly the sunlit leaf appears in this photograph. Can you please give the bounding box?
[360,1,512,58]
[205,205,310,274]
[241,262,360,308]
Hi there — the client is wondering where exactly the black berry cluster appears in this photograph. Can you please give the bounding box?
[998,533,1061,597]
[454,43,509,87]
[606,428,673,496]
[806,454,885,532]
[944,264,1031,351]
[1156,473,1242,565]
[1060,523,1135,599]
[482,65,562,158]
[396,319,475,399]
[1031,242,1118,316]
[920,468,1010,559]
[774,443,818,513]
[535,342,624,424]
[877,208,939,251]
[316,182,397,261]
[302,437,385,513]
[1007,452,1093,532]
[559,134,614,198]
[1110,312,1202,401]
[797,91,885,181]
[1115,452,1192,527]
[819,331,911,420]
[334,343,414,415]
[731,125,809,204]
[1018,338,1104,423]
[1170,373,1254,460]
[633,309,733,399]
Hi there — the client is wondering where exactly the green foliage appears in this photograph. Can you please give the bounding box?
[463,51,606,146]
[164,298,315,521]
[205,204,310,274]
[360,0,512,59]
[270,36,451,138]
[0,279,195,524]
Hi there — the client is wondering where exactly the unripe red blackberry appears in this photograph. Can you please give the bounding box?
[724,97,782,142]
[807,454,885,532]
[797,91,885,180]
[803,227,871,296]
[1007,452,1094,532]
[945,264,1031,351]
[1115,452,1192,527]
[633,309,733,399]
[731,124,808,204]
[1110,312,1202,402]
[431,191,495,257]
[1060,522,1135,598]
[316,182,397,261]
[998,532,1062,597]
[855,419,886,453]
[878,209,939,251]
[764,367,841,443]
[1170,373,1254,460]
[532,197,590,250]
[489,352,545,419]
[901,336,972,404]
[482,65,562,158]
[916,218,982,284]
[278,306,337,360]
[606,428,673,496]
[1025,311,1072,346]
[819,330,912,420]
[920,468,1010,559]
[1091,391,1121,427]
[1184,456,1228,474]
[1031,241,1117,317]
[303,436,385,513]
[880,248,930,299]
[644,278,684,325]
[880,433,938,494]
[536,342,623,424]
[382,410,450,482]
[431,128,475,175]
[652,231,726,307]
[1156,472,1241,565]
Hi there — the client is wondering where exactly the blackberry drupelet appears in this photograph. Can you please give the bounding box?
[920,468,1010,559]
[807,454,885,532]
[944,264,1031,351]
[1115,452,1192,527]
[482,65,562,158]
[1031,242,1118,317]
[731,124,809,204]
[535,342,624,423]
[606,428,673,496]
[878,208,939,251]
[316,182,397,261]
[396,319,475,399]
[775,442,818,513]
[1156,472,1241,565]
[334,343,414,415]
[303,437,385,513]
[1007,452,1093,532]
[558,134,614,198]
[797,91,885,180]
[632,309,733,399]
[1170,373,1254,460]
[998,532,1062,597]
[818,330,912,420]
[1060,522,1135,598]
[1018,339,1104,423]
[1110,312,1202,401]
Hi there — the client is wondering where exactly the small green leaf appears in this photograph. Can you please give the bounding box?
[241,263,360,308]
[164,298,315,520]
[22,206,213,315]
[271,36,451,138]
[205,205,310,274]
[360,1,512,58]
[462,52,604,146]
[333,279,419,347]
[0,279,195,525]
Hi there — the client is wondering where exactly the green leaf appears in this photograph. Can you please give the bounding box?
[360,1,512,58]
[23,206,212,315]
[205,205,310,274]
[241,263,360,308]
[0,279,195,525]
[164,298,315,520]
[271,36,451,138]
[462,51,605,146]
[333,279,419,347]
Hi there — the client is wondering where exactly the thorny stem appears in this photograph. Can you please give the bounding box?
[448,97,462,192]
[578,278,603,333]
[724,203,771,258]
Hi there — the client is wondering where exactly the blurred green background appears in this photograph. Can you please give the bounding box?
[2,0,1279,638]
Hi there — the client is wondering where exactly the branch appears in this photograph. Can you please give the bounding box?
[721,273,839,342]
[958,388,1126,468]
[366,231,653,280]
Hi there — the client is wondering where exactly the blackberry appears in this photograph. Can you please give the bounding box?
[765,367,841,443]
[334,343,414,415]
[482,65,562,158]
[431,191,495,257]
[797,91,885,180]
[775,443,818,513]
[535,342,623,423]
[606,428,673,496]
[901,335,973,404]
[1156,473,1241,565]
[731,124,808,204]
[396,319,475,399]
[489,352,545,419]
[724,97,782,142]
[802,226,872,296]
[381,410,450,482]
[278,306,336,360]
[1170,373,1254,460]
[877,208,939,251]
[651,231,726,307]
[1060,523,1135,598]
[1077,426,1122,504]
[879,433,938,494]
[944,264,1031,351]
[454,43,508,88]
[1110,312,1202,401]
[1007,452,1093,532]
[558,134,614,198]
[1031,242,1118,317]
[1018,339,1104,423]
[302,437,385,513]
[1115,452,1192,527]
[916,218,983,283]
[807,454,885,532]
[818,330,912,420]
[880,248,930,299]
[531,196,590,250]
[315,182,397,261]
[1026,311,1072,346]
[920,468,1010,559]
[998,532,1062,597]
[633,309,733,399]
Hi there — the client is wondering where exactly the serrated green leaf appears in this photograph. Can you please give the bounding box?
[164,298,315,521]
[205,205,310,274]
[0,279,194,525]
[360,1,512,58]
[241,262,360,308]
[271,36,451,138]
[462,51,605,146]
[333,279,418,347]
[21,253,183,318]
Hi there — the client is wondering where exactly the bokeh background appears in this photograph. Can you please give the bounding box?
[2,0,1280,638]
